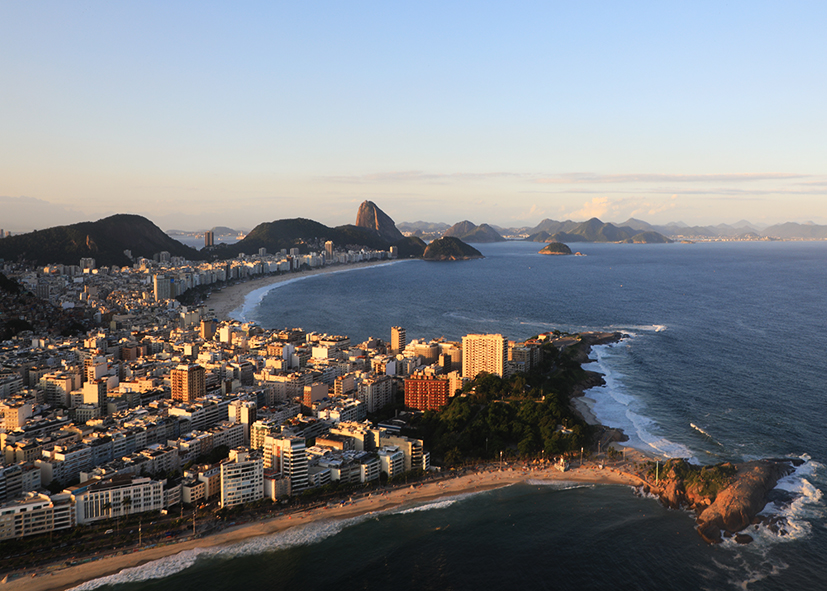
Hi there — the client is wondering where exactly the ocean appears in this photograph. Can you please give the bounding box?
[80,241,827,590]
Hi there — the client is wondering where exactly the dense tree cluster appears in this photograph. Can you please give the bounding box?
[412,342,594,465]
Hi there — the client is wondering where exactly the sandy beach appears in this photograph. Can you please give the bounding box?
[6,456,651,591]
[206,260,411,321]
[1,261,657,591]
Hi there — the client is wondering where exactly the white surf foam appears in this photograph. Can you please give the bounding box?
[611,324,667,333]
[395,499,458,514]
[392,489,491,516]
[690,423,725,447]
[585,342,696,461]
[524,480,594,491]
[752,455,824,543]
[715,455,825,557]
[229,260,407,322]
[69,515,371,590]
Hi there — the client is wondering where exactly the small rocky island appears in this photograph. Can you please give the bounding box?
[422,236,484,261]
[538,242,572,255]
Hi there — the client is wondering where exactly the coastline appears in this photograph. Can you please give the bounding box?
[6,459,650,591]
[206,259,413,322]
[4,298,665,590]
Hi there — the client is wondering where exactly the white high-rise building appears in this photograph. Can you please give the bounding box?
[220,449,264,508]
[391,326,406,354]
[461,334,507,379]
[262,435,308,493]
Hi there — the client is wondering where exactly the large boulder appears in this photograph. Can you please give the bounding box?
[696,460,792,543]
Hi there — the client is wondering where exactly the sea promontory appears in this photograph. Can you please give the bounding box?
[640,457,798,544]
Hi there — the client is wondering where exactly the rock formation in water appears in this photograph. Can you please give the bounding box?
[422,237,484,261]
[538,242,573,255]
[642,458,797,544]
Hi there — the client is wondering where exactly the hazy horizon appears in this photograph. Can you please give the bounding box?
[2,2,826,232]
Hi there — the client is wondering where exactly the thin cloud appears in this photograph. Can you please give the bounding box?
[521,186,827,197]
[320,171,529,184]
[533,172,809,184]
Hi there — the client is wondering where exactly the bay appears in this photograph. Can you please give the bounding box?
[90,241,827,590]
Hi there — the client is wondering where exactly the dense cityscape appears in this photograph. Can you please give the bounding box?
[0,242,553,558]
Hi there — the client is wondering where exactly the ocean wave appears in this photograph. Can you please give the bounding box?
[392,490,491,516]
[690,423,724,447]
[69,515,371,590]
[611,324,667,333]
[395,499,458,515]
[715,455,824,557]
[753,456,824,543]
[632,485,661,500]
[712,555,790,591]
[586,343,696,461]
[525,480,594,491]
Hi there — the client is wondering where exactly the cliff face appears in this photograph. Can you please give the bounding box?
[355,201,404,242]
[644,458,796,544]
[695,461,793,543]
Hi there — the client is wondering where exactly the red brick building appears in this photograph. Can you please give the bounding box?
[404,376,450,411]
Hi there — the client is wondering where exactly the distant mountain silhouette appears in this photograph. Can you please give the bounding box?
[525,218,672,244]
[0,214,203,267]
[761,222,827,239]
[397,221,450,234]
[443,221,506,243]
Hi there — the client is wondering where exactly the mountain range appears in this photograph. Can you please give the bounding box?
[0,214,203,267]
[0,203,429,266]
[443,221,507,243]
[3,202,825,269]
[401,218,827,241]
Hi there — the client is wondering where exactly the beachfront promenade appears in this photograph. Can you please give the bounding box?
[5,455,651,591]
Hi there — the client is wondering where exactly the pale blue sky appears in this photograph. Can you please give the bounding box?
[2,1,826,231]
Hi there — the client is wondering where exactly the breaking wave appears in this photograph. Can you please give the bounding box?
[585,342,696,461]
[393,490,492,515]
[525,480,594,491]
[69,515,372,590]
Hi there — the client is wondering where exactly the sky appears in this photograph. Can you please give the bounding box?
[2,1,826,232]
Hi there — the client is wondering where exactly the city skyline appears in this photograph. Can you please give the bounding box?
[2,2,826,232]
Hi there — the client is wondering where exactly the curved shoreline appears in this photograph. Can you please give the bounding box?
[206,259,414,322]
[7,461,649,591]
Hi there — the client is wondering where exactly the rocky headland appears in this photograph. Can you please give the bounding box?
[563,331,799,545]
[642,458,799,544]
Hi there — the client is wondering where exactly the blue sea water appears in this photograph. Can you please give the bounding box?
[82,241,827,590]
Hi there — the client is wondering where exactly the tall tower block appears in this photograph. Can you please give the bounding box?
[391,326,406,355]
